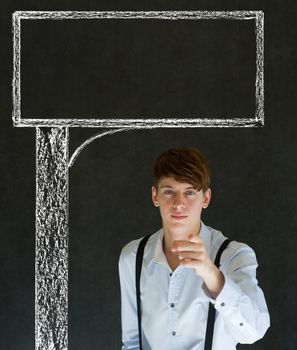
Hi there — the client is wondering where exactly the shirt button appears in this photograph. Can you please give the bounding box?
[239,322,244,326]
[170,273,173,277]
[220,302,225,307]
[172,331,176,336]
[170,303,175,308]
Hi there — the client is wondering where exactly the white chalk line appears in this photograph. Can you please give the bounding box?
[13,10,261,20]
[12,10,264,128]
[68,127,136,168]
[15,118,263,128]
[255,11,264,124]
[12,12,21,124]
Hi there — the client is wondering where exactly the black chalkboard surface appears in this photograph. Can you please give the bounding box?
[1,1,297,350]
[21,17,256,119]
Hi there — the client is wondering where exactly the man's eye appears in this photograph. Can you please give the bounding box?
[185,191,196,196]
[164,190,175,195]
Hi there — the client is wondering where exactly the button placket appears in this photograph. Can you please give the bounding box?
[168,271,183,339]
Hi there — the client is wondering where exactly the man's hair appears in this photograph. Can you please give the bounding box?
[153,147,210,192]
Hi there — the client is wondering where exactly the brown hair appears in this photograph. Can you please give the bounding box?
[153,147,210,192]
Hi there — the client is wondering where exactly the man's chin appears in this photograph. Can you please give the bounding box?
[168,224,189,237]
[164,220,200,237]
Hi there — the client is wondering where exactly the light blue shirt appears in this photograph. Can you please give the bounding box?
[119,222,270,350]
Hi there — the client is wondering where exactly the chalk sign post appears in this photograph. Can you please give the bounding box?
[12,10,264,350]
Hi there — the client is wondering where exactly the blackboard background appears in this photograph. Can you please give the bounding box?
[0,1,296,349]
[20,17,256,119]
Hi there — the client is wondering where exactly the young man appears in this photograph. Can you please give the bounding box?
[119,148,270,350]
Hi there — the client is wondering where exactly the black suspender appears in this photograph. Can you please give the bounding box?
[135,234,152,350]
[204,238,231,350]
[135,234,231,350]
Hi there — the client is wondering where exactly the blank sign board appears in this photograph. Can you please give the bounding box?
[13,11,264,127]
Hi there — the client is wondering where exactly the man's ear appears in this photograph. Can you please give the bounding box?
[202,188,211,208]
[151,185,159,207]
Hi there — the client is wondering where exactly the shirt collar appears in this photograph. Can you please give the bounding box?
[199,221,211,257]
[147,221,212,268]
[146,228,168,268]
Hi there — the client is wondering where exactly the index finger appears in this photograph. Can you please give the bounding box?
[171,239,201,253]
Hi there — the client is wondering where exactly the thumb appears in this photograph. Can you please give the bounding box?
[188,234,199,243]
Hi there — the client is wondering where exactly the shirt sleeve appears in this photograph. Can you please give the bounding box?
[118,241,140,350]
[203,241,270,344]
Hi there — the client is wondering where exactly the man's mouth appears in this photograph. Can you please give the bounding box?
[171,214,187,220]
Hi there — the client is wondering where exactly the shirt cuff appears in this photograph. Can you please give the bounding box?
[202,271,242,313]
[215,271,242,315]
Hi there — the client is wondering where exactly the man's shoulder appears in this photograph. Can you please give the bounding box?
[120,237,142,257]
[205,223,256,263]
[119,229,160,264]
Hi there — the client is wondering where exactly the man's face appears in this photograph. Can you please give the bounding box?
[151,177,211,237]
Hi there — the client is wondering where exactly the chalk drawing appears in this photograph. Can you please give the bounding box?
[36,127,69,350]
[12,10,265,350]
[69,128,135,168]
[12,10,264,128]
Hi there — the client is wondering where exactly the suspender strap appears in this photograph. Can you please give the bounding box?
[204,239,231,350]
[135,234,152,350]
[214,239,231,268]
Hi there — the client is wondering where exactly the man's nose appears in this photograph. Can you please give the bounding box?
[173,193,185,209]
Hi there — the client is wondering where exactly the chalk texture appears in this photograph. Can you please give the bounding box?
[12,11,264,128]
[35,127,69,350]
[13,10,265,350]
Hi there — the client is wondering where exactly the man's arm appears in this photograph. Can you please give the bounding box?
[118,241,140,350]
[172,237,270,344]
[210,242,270,344]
